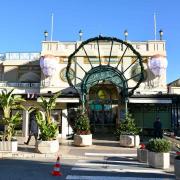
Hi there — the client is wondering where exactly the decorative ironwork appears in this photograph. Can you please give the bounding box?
[60,67,75,82]
[66,36,144,110]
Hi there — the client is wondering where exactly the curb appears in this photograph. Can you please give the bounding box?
[0,152,111,160]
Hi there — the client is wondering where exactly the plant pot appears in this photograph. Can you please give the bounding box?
[0,141,18,152]
[36,140,59,153]
[120,135,140,147]
[148,151,170,169]
[174,159,180,180]
[137,148,148,163]
[74,134,92,146]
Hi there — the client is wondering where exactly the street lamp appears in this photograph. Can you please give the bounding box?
[159,29,163,40]
[79,30,83,41]
[124,30,128,41]
[44,30,48,41]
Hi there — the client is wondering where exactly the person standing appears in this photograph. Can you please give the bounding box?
[153,117,163,138]
[24,111,38,145]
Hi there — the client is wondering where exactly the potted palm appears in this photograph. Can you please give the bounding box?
[35,92,60,153]
[116,113,141,147]
[73,110,92,146]
[146,138,171,169]
[174,144,180,179]
[0,89,25,152]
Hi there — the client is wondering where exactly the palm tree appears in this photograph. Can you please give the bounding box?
[39,92,60,124]
[35,91,61,141]
[0,89,25,141]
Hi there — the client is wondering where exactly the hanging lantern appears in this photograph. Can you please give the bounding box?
[39,55,58,76]
[148,54,168,76]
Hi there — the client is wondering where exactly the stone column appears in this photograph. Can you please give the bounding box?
[61,108,73,139]
[22,110,29,140]
[61,109,68,139]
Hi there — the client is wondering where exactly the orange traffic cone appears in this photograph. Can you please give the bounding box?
[51,156,62,176]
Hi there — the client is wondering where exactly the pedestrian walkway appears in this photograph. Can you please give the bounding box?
[0,136,176,179]
[0,136,138,159]
[66,152,175,180]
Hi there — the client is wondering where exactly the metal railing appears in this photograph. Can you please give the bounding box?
[0,82,40,88]
[0,52,40,61]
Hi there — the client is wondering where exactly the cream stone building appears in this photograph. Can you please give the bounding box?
[0,37,179,139]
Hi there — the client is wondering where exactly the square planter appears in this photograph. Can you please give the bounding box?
[148,151,170,169]
[137,148,148,163]
[36,140,59,154]
[74,134,92,146]
[174,159,180,180]
[0,141,18,152]
[120,135,140,147]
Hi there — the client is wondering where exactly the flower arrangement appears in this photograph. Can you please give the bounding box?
[139,143,146,149]
[175,144,180,160]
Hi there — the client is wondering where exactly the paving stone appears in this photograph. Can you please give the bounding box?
[12,153,24,158]
[2,152,12,158]
[45,153,57,158]
[23,153,36,158]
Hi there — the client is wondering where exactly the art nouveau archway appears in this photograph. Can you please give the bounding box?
[66,36,144,111]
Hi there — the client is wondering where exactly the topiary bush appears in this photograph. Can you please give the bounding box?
[74,110,91,135]
[146,138,171,153]
[115,112,141,138]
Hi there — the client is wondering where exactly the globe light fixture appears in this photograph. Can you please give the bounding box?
[124,30,128,41]
[79,30,83,41]
[44,30,48,41]
[159,29,163,40]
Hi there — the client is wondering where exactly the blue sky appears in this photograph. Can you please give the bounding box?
[0,0,179,83]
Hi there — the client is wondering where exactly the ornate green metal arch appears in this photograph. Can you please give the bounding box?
[66,36,144,110]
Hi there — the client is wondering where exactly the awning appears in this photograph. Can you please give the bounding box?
[37,97,79,103]
[129,98,172,104]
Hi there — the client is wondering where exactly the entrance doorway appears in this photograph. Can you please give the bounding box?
[88,83,118,137]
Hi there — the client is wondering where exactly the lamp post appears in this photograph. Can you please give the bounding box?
[159,29,163,40]
[79,30,83,41]
[44,30,48,41]
[124,30,128,41]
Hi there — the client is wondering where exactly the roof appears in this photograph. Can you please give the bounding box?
[168,78,180,87]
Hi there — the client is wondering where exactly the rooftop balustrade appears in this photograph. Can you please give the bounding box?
[0,52,40,61]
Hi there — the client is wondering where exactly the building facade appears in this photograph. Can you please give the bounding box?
[0,37,179,139]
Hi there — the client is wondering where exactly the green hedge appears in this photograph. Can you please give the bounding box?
[146,138,171,153]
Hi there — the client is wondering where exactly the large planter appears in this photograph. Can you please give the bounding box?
[36,140,59,154]
[137,148,148,163]
[148,151,170,169]
[174,159,180,180]
[74,134,92,146]
[120,135,140,147]
[0,141,18,152]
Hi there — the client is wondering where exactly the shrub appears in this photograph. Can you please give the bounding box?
[146,138,171,153]
[74,111,91,135]
[115,113,141,138]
